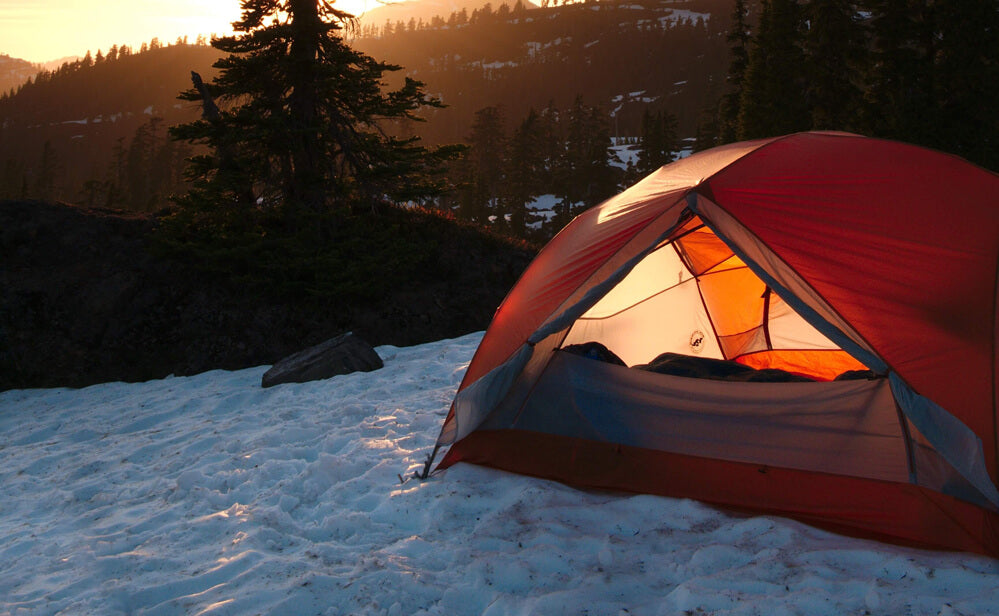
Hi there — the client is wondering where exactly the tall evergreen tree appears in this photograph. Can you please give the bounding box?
[637,108,679,174]
[719,0,752,143]
[928,0,999,170]
[170,0,459,236]
[33,141,61,201]
[862,0,935,144]
[504,108,548,235]
[458,105,507,223]
[126,117,161,210]
[555,97,617,226]
[737,0,809,139]
[804,0,866,130]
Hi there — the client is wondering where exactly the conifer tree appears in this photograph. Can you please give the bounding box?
[457,106,507,223]
[126,117,160,209]
[637,108,678,174]
[718,0,751,143]
[737,0,808,139]
[926,0,999,170]
[33,141,61,201]
[504,108,548,235]
[555,96,616,225]
[170,0,459,236]
[804,0,865,130]
[862,0,935,144]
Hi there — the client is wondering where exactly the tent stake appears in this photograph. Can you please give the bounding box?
[416,444,441,480]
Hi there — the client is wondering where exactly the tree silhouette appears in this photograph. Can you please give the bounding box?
[737,0,809,139]
[803,0,865,131]
[170,0,460,236]
[718,0,751,142]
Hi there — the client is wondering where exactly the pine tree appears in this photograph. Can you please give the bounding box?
[804,0,866,130]
[719,0,752,143]
[106,137,128,208]
[458,106,507,223]
[170,0,460,236]
[862,0,935,144]
[126,117,160,210]
[556,96,617,225]
[504,108,548,235]
[637,108,678,174]
[927,0,999,170]
[737,0,809,139]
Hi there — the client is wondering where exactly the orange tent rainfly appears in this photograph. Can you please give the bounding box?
[427,131,999,556]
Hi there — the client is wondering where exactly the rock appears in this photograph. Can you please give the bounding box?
[261,332,383,387]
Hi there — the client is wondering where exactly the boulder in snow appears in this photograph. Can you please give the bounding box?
[261,332,383,387]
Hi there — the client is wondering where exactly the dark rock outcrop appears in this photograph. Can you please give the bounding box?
[261,332,383,388]
[0,200,534,391]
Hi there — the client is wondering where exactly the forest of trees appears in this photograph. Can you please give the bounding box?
[2,0,996,241]
[0,40,221,210]
[0,0,724,218]
[699,0,999,171]
[353,0,727,145]
[451,99,678,239]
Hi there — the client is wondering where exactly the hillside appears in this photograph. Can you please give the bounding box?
[357,0,538,26]
[0,54,38,95]
[0,44,223,207]
[0,0,731,209]
[353,0,731,145]
[0,200,534,391]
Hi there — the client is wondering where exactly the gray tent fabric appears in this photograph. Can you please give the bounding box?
[889,372,999,510]
[480,350,910,483]
[439,343,534,445]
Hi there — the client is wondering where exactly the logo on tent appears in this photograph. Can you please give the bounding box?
[689,330,705,353]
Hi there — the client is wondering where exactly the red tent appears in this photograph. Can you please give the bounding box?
[430,132,999,555]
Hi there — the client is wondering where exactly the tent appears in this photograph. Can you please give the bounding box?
[428,131,999,556]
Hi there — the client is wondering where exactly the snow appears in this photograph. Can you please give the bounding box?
[2,333,999,615]
[526,194,559,229]
[660,9,709,25]
[610,143,639,169]
[478,60,517,71]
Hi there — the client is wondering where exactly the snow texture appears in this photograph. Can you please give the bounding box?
[2,333,999,615]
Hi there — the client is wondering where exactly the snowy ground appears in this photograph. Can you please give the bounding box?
[2,332,998,615]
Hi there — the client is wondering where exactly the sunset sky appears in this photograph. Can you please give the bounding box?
[0,0,376,63]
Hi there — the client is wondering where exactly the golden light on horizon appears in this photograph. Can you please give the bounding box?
[0,0,373,64]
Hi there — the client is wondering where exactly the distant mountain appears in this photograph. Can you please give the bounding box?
[0,54,39,95]
[358,0,538,26]
[40,56,83,71]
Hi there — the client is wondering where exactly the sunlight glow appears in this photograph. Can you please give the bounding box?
[0,0,372,63]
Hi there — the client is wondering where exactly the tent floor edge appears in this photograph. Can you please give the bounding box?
[441,429,999,557]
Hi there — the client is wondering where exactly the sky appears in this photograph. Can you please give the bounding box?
[2,331,999,614]
[0,0,378,64]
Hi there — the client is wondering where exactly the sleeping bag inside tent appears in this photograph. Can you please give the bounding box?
[430,132,999,556]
